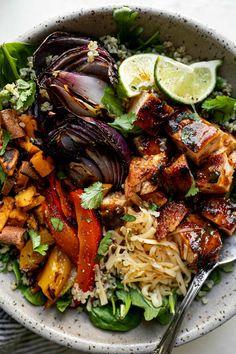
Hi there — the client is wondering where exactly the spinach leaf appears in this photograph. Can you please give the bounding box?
[130,288,160,321]
[116,289,132,319]
[12,260,22,288]
[88,304,142,331]
[0,130,11,156]
[0,42,36,87]
[56,293,72,313]
[20,286,46,306]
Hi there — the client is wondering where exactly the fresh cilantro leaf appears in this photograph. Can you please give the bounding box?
[113,7,141,45]
[109,112,141,137]
[185,181,199,197]
[28,229,49,256]
[202,95,236,124]
[121,214,136,222]
[81,181,103,209]
[0,165,6,185]
[0,129,11,156]
[97,231,113,258]
[50,217,64,232]
[149,203,160,211]
[56,293,72,313]
[101,85,124,117]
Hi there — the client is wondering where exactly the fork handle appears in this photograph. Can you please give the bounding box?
[153,266,216,354]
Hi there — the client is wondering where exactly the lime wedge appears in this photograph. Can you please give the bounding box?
[154,56,222,104]
[118,54,158,97]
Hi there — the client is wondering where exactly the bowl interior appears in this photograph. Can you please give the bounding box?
[1,6,236,354]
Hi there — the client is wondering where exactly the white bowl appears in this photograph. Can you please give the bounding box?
[0,5,236,353]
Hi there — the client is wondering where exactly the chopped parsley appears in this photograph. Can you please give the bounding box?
[81,181,103,209]
[28,229,49,256]
[202,95,236,124]
[121,214,136,222]
[185,181,199,197]
[50,217,64,232]
[97,231,113,259]
[149,202,160,211]
[108,112,141,137]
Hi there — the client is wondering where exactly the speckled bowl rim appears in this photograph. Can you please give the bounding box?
[1,5,236,354]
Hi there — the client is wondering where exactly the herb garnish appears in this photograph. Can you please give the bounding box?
[0,129,11,156]
[28,229,49,256]
[97,231,113,259]
[50,217,64,232]
[81,181,103,209]
[121,214,137,222]
[109,112,141,137]
[202,95,236,124]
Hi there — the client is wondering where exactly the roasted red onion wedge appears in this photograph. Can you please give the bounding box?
[47,115,131,187]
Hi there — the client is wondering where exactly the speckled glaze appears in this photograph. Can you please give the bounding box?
[0,5,236,354]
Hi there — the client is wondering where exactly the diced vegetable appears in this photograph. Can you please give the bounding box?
[30,150,55,177]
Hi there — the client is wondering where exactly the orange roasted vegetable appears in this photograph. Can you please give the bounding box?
[70,189,102,292]
[38,245,72,301]
[19,114,38,138]
[30,150,55,177]
[42,175,79,264]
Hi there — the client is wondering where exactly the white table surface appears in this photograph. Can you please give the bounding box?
[1,0,236,353]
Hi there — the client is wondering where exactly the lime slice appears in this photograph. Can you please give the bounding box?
[118,53,158,97]
[154,56,222,104]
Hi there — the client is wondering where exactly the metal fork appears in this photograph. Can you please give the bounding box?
[153,235,236,354]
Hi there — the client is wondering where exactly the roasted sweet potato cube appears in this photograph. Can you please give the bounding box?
[173,214,222,270]
[155,201,188,240]
[166,111,222,165]
[19,137,40,156]
[30,150,55,177]
[14,163,29,192]
[20,239,45,272]
[0,197,14,232]
[8,208,28,227]
[134,135,171,156]
[19,114,38,138]
[162,154,194,196]
[0,148,19,176]
[196,152,234,194]
[15,186,36,208]
[125,153,166,201]
[200,197,236,236]
[129,91,173,135]
[1,176,15,196]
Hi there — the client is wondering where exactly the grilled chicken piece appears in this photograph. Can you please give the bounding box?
[0,148,19,176]
[173,214,222,270]
[124,153,166,202]
[141,190,168,208]
[162,154,194,196]
[200,197,236,236]
[166,109,222,165]
[155,201,188,240]
[100,192,127,229]
[134,134,171,156]
[129,91,173,135]
[196,152,234,194]
[218,131,236,156]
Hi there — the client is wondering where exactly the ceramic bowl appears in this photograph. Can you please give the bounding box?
[0,5,236,354]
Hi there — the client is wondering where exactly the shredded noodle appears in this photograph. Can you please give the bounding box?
[104,207,192,307]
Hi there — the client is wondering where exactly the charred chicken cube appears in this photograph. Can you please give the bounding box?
[173,214,222,270]
[129,91,173,136]
[124,153,166,201]
[100,192,127,229]
[141,190,168,208]
[218,131,236,156]
[166,110,222,165]
[155,201,188,240]
[134,134,171,156]
[196,152,234,194]
[162,154,194,196]
[200,197,236,236]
